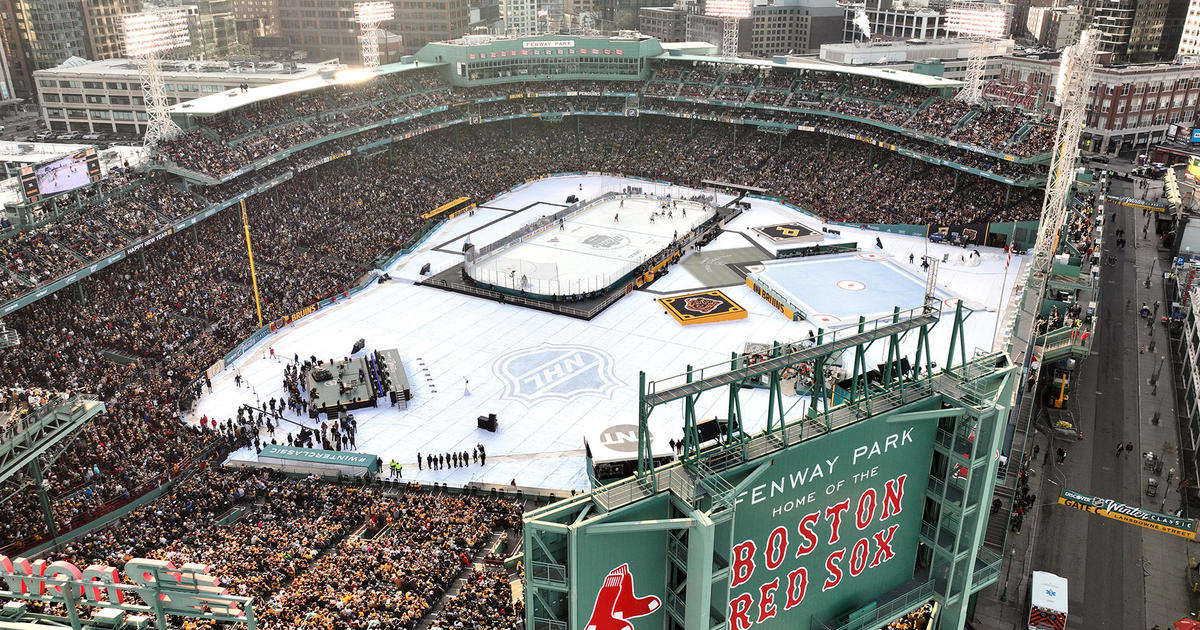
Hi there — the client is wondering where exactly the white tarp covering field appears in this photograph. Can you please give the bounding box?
[192,174,1027,492]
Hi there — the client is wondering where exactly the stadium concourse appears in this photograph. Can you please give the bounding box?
[0,60,1055,629]
[192,174,1024,491]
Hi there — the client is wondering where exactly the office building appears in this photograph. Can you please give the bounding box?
[1079,0,1175,62]
[1025,5,1079,48]
[501,0,540,34]
[80,0,143,60]
[0,0,89,99]
[750,0,843,57]
[639,6,689,42]
[233,0,281,36]
[279,0,377,63]
[686,13,753,53]
[996,53,1200,153]
[841,6,945,42]
[397,0,471,52]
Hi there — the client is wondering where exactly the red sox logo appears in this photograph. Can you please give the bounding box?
[683,297,722,314]
[586,564,661,630]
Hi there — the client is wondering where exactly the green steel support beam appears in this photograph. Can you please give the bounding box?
[683,365,701,462]
[637,371,656,488]
[0,398,105,486]
[585,517,696,534]
[887,408,967,423]
[30,458,59,541]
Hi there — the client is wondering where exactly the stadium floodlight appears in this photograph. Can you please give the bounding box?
[705,0,751,56]
[122,8,191,148]
[954,39,988,106]
[354,1,395,68]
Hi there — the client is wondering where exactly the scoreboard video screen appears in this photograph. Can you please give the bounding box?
[20,148,102,203]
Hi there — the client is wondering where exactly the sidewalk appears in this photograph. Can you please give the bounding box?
[972,174,1197,629]
[1133,201,1195,628]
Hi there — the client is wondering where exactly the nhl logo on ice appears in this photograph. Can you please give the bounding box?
[583,233,630,250]
[683,297,721,314]
[494,343,623,405]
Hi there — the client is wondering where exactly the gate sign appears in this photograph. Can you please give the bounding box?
[724,416,936,630]
[1057,488,1198,539]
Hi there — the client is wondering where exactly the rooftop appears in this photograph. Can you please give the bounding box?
[34,57,342,82]
[660,53,967,88]
[170,61,430,117]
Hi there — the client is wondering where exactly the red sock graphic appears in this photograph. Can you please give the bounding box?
[586,564,661,630]
[614,564,660,619]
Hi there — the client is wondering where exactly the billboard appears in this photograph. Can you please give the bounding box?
[573,415,936,630]
[724,417,935,630]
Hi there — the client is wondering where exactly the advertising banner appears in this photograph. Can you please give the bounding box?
[1058,488,1197,539]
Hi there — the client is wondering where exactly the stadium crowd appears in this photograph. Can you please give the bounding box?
[0,115,1042,551]
[147,64,1053,179]
[0,62,1054,630]
[35,466,523,630]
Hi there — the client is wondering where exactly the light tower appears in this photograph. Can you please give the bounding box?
[705,0,751,55]
[1030,29,1099,291]
[955,38,988,106]
[354,1,395,69]
[122,8,192,148]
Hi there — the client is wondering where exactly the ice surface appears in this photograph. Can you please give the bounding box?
[192,175,1025,492]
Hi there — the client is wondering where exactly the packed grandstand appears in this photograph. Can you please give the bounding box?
[0,41,1053,629]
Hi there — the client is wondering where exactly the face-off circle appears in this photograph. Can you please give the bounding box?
[808,313,843,325]
[943,297,964,309]
[857,252,885,261]
[836,280,866,291]
[746,264,767,273]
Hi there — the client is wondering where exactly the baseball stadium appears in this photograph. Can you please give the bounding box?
[0,30,1104,630]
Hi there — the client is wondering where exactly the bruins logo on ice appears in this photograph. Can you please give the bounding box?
[583,233,630,250]
[683,297,722,314]
[493,343,623,405]
[658,290,748,326]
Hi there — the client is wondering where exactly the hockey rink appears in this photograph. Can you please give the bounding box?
[190,174,1028,492]
[746,252,955,328]
[467,195,715,295]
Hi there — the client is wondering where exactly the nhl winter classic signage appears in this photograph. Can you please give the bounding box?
[1058,488,1198,539]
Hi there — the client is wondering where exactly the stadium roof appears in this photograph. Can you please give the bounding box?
[657,53,965,88]
[172,36,960,118]
[170,61,429,117]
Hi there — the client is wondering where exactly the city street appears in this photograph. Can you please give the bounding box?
[976,164,1197,629]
